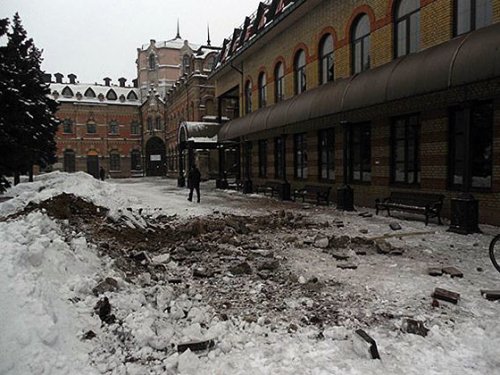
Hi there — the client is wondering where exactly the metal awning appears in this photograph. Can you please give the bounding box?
[178,121,222,144]
[219,22,500,141]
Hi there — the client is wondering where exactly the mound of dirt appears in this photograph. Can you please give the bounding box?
[24,193,109,220]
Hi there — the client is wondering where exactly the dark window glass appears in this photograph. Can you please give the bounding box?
[274,62,284,103]
[63,119,73,134]
[245,80,252,114]
[149,54,156,70]
[348,123,371,183]
[127,91,138,101]
[258,139,268,177]
[294,133,308,179]
[449,102,493,190]
[84,88,96,98]
[147,117,153,131]
[62,86,73,97]
[258,72,267,108]
[318,128,335,181]
[131,150,142,171]
[455,0,492,36]
[274,137,284,179]
[294,50,306,94]
[110,153,121,171]
[87,121,96,134]
[109,120,119,135]
[351,15,371,74]
[319,34,334,84]
[395,0,420,57]
[391,115,420,184]
[155,117,162,130]
[106,90,117,101]
[64,150,76,172]
[243,141,252,179]
[183,55,191,75]
[131,121,140,135]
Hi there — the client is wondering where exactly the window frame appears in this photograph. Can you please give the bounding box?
[390,114,421,186]
[62,119,73,134]
[258,139,268,177]
[109,152,121,172]
[131,150,142,171]
[86,121,97,134]
[274,136,284,179]
[63,149,76,172]
[348,123,372,184]
[294,50,307,95]
[318,128,335,182]
[108,120,119,135]
[319,34,334,84]
[351,14,371,74]
[294,133,308,180]
[454,0,493,36]
[258,72,267,108]
[274,62,285,103]
[394,0,420,58]
[244,80,252,114]
[131,121,140,135]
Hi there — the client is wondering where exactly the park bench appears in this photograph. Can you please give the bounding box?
[375,191,445,225]
[255,181,282,198]
[293,185,332,206]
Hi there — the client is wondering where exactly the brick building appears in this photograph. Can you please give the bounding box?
[48,74,142,178]
[211,0,500,225]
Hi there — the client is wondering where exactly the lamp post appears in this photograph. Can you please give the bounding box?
[337,120,354,211]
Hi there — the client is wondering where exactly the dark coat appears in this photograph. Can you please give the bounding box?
[187,167,201,187]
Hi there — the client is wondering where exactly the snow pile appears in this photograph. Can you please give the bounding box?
[0,171,138,219]
[0,212,101,374]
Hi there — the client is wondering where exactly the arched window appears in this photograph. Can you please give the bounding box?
[205,55,216,71]
[149,54,156,70]
[274,62,284,103]
[395,0,420,57]
[131,150,142,171]
[64,149,76,172]
[319,34,334,84]
[84,88,96,98]
[62,86,73,97]
[147,117,153,131]
[294,50,306,94]
[455,0,492,36]
[63,119,73,134]
[258,72,267,108]
[351,15,371,74]
[106,89,117,101]
[109,120,119,135]
[155,117,162,130]
[244,80,252,114]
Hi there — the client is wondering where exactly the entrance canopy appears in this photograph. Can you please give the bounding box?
[178,121,222,145]
[219,22,500,141]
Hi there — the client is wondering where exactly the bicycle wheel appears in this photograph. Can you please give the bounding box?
[489,235,500,273]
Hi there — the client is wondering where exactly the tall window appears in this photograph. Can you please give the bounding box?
[449,101,493,190]
[352,15,371,74]
[155,117,162,130]
[147,117,153,131]
[131,150,141,171]
[294,133,308,179]
[274,62,284,103]
[131,120,140,135]
[110,152,121,171]
[63,119,73,134]
[258,72,267,108]
[183,55,191,75]
[294,50,307,94]
[395,0,420,57]
[63,150,76,172]
[274,136,284,179]
[319,128,335,181]
[258,139,268,177]
[391,115,420,184]
[149,54,156,70]
[109,120,119,135]
[319,34,334,84]
[455,0,492,35]
[244,80,252,114]
[349,123,371,183]
[87,121,96,134]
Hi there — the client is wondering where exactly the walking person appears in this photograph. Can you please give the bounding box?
[99,166,106,181]
[187,164,201,203]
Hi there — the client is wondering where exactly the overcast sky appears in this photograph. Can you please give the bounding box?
[0,0,260,85]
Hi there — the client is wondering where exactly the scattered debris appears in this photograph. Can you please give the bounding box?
[428,268,443,277]
[432,288,460,304]
[353,329,380,360]
[480,290,500,301]
[92,277,119,296]
[442,266,463,278]
[178,339,215,353]
[390,223,402,231]
[337,263,358,270]
[82,330,96,340]
[401,318,429,337]
[94,297,116,324]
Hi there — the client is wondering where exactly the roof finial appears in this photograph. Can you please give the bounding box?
[176,18,181,39]
[207,23,211,46]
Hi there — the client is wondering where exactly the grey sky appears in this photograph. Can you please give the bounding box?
[0,0,260,85]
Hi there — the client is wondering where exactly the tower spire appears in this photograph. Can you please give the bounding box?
[176,19,181,39]
[207,23,211,46]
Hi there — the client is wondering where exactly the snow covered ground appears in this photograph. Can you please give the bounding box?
[0,172,499,375]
